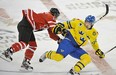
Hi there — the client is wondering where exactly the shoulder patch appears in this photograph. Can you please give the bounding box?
[92,31,96,36]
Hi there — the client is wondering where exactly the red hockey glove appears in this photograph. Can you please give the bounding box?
[57,38,62,44]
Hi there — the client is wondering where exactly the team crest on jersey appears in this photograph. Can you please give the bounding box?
[92,31,96,36]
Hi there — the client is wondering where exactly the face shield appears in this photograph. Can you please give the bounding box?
[85,15,95,29]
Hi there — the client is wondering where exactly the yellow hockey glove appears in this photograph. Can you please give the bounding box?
[53,22,64,34]
[95,49,105,58]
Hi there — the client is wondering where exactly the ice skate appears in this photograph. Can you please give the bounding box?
[39,51,48,62]
[68,68,80,75]
[20,59,33,71]
[0,48,13,62]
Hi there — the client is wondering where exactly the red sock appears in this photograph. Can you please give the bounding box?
[11,41,27,52]
[25,41,37,60]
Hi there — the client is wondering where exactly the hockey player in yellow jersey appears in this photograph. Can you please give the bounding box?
[39,15,105,75]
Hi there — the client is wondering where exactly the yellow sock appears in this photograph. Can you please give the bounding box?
[46,51,64,62]
[74,54,91,73]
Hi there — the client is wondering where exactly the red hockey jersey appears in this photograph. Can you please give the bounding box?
[22,9,59,41]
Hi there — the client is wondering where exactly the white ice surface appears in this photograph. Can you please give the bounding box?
[0,0,116,75]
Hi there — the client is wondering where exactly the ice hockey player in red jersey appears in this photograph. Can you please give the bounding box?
[1,8,61,71]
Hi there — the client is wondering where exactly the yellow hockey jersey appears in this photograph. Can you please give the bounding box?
[55,18,100,51]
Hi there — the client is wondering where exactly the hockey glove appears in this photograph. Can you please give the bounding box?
[53,23,65,34]
[57,38,62,44]
[95,49,105,58]
[61,28,68,36]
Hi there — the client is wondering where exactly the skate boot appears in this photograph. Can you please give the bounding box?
[20,58,33,71]
[69,68,80,75]
[2,48,13,61]
[39,51,48,62]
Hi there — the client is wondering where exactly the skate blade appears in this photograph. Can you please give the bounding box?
[19,67,33,72]
[67,73,80,75]
[0,54,12,62]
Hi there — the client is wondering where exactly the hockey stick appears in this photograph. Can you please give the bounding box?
[105,46,116,54]
[94,4,109,24]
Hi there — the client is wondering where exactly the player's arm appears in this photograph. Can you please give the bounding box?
[90,39,105,58]
[47,26,62,44]
[52,19,77,35]
[47,21,62,43]
[88,29,105,58]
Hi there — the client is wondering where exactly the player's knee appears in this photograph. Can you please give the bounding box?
[80,54,91,64]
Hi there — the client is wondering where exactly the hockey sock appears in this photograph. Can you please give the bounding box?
[74,54,91,73]
[46,51,64,62]
[11,41,27,52]
[25,41,37,60]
